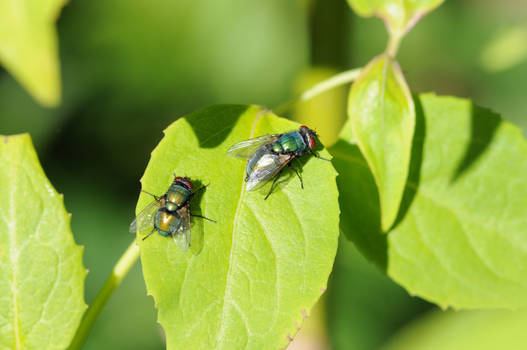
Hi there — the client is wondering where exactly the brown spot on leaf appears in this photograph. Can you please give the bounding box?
[302,309,309,319]
[293,321,300,331]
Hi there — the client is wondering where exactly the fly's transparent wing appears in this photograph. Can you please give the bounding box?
[129,199,162,234]
[172,208,190,252]
[227,134,278,159]
[246,153,292,191]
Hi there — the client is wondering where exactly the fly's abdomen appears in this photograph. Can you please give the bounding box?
[272,131,306,154]
[155,209,181,236]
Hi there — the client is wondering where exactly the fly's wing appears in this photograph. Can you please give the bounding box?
[172,207,190,252]
[246,153,292,191]
[129,199,162,234]
[226,134,278,159]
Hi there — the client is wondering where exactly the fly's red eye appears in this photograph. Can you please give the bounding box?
[300,125,308,130]
[308,135,316,149]
[182,178,194,190]
[173,176,193,190]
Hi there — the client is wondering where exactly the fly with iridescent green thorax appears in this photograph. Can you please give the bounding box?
[227,125,330,199]
[129,176,215,251]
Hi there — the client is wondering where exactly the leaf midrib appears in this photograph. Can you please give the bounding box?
[215,110,263,347]
[8,141,23,350]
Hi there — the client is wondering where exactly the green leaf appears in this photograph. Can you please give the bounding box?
[347,54,414,231]
[346,0,444,35]
[136,105,340,349]
[384,309,527,350]
[0,0,66,106]
[332,93,527,309]
[0,134,86,349]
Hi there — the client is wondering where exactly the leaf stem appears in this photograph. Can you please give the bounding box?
[274,68,362,115]
[68,240,140,350]
[386,31,403,57]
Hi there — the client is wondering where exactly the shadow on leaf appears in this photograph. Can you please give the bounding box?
[186,105,249,148]
[451,103,501,182]
[331,95,427,272]
[188,178,210,255]
[330,139,387,271]
[392,96,426,229]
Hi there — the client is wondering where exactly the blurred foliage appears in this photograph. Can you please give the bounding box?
[327,238,431,350]
[383,309,527,350]
[1,0,526,348]
[293,67,348,146]
[0,0,65,106]
[480,25,527,73]
[346,0,444,38]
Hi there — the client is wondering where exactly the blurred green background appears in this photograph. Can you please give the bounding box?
[1,0,526,349]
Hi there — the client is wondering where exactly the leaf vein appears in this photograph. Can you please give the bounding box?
[8,143,23,350]
[215,112,263,347]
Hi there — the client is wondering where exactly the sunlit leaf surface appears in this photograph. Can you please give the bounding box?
[0,134,86,349]
[347,54,415,231]
[136,105,340,349]
[333,93,527,309]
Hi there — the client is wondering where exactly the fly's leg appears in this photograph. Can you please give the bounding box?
[141,190,160,200]
[190,213,216,223]
[309,150,331,162]
[288,161,303,189]
[265,168,284,200]
[142,227,157,240]
[190,183,209,197]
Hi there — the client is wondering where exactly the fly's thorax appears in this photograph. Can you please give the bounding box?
[155,208,181,236]
[165,184,191,209]
[273,131,306,154]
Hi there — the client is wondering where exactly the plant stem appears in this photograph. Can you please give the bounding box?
[386,31,403,57]
[274,68,362,115]
[68,240,140,350]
